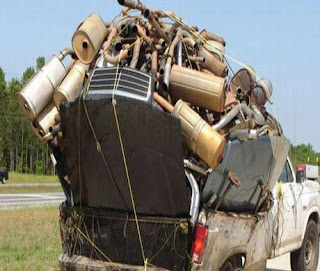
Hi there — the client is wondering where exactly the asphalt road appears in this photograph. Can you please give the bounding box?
[0,192,65,209]
[267,250,320,271]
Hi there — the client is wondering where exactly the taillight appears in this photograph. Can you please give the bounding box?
[191,223,209,264]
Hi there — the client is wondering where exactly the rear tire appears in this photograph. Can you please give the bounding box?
[220,255,242,271]
[290,220,319,271]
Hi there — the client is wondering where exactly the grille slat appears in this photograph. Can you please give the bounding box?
[87,67,153,103]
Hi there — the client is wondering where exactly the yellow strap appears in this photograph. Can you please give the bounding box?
[112,57,147,264]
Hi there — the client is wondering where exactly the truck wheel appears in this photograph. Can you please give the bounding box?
[220,255,242,271]
[290,220,319,271]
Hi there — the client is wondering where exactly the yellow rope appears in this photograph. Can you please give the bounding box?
[112,57,147,266]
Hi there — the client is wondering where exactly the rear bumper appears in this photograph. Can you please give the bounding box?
[59,254,169,271]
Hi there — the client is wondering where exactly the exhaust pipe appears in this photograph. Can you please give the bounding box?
[200,29,226,46]
[198,46,228,77]
[130,37,141,68]
[117,0,145,11]
[18,54,67,120]
[54,61,88,108]
[213,103,265,131]
[163,28,182,90]
[144,9,170,43]
[185,170,200,226]
[72,13,108,64]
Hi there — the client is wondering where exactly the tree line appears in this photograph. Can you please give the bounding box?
[0,57,55,175]
[0,58,319,176]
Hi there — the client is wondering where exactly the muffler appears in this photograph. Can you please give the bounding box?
[72,13,108,64]
[153,93,226,169]
[32,101,58,141]
[169,65,226,112]
[18,55,67,120]
[173,100,226,169]
[54,61,88,108]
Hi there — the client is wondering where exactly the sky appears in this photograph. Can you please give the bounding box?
[0,0,319,151]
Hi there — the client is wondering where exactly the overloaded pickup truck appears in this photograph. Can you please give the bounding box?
[15,1,319,270]
[50,67,320,271]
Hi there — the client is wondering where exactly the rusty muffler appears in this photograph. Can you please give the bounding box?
[18,55,67,120]
[54,61,88,108]
[72,13,108,64]
[169,65,226,112]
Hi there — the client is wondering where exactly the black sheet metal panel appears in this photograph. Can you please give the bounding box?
[202,136,290,212]
[60,96,190,217]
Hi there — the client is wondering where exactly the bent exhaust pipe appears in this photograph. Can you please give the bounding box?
[144,9,170,43]
[185,170,200,226]
[213,103,265,131]
[163,27,182,90]
[200,29,226,46]
[117,0,145,11]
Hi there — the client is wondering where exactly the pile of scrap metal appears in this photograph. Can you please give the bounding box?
[18,0,286,216]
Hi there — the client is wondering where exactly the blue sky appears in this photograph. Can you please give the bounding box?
[0,0,319,151]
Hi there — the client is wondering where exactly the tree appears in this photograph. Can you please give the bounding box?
[36,57,45,70]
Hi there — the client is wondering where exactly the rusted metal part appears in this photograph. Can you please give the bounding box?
[104,49,131,65]
[130,37,141,68]
[198,46,228,77]
[163,27,182,90]
[151,50,158,79]
[102,26,117,54]
[144,9,170,43]
[117,0,145,11]
[200,29,226,46]
[153,92,173,113]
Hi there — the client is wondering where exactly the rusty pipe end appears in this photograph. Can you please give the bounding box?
[143,9,150,18]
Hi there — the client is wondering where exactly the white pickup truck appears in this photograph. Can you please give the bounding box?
[194,157,320,271]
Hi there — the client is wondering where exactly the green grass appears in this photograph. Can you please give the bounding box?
[0,206,61,271]
[0,186,62,194]
[7,172,58,184]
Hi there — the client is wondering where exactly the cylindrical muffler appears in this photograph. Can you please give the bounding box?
[72,13,108,64]
[32,102,58,141]
[173,100,226,169]
[54,61,88,108]
[18,56,66,120]
[198,47,228,77]
[169,65,226,112]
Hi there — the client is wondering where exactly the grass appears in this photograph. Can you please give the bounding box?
[0,206,61,271]
[7,172,58,184]
[0,186,62,194]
